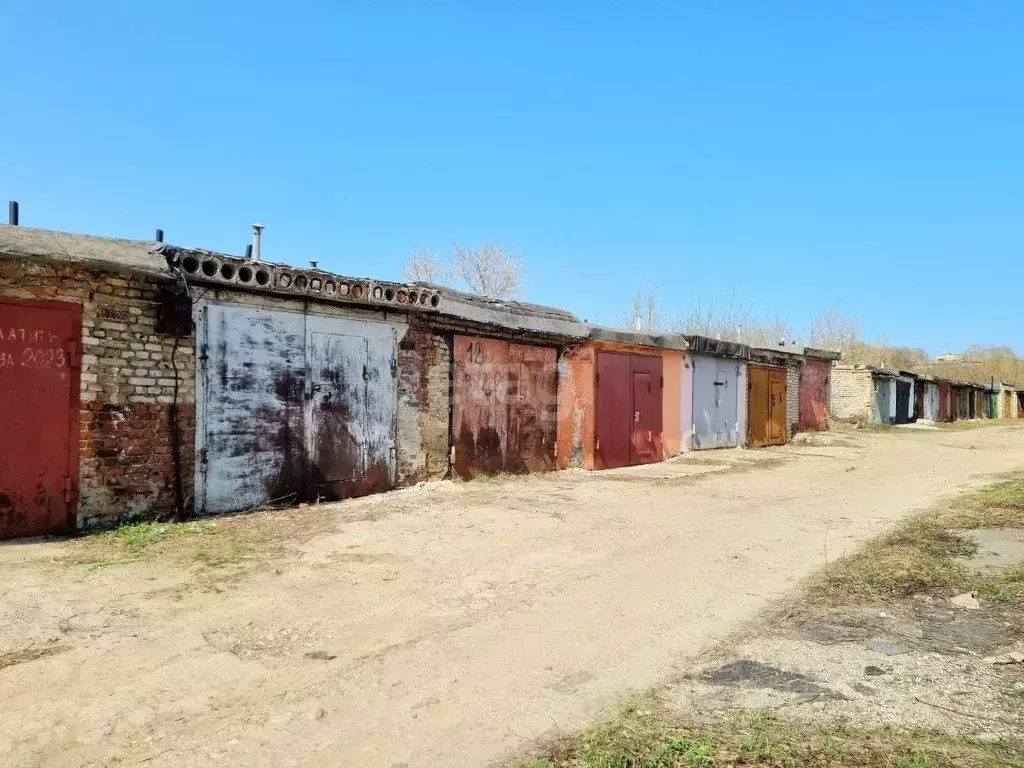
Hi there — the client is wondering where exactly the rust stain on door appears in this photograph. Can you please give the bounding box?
[452,336,556,478]
[198,303,398,513]
[507,343,557,473]
[0,298,81,539]
[798,359,829,432]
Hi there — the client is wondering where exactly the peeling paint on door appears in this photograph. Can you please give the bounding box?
[196,302,399,514]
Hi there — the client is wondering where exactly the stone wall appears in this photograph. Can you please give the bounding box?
[0,258,195,527]
[397,322,451,484]
[829,366,874,421]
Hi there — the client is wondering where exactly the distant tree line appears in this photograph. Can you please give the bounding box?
[398,249,1021,385]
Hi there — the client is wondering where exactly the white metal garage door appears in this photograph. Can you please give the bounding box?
[196,302,400,514]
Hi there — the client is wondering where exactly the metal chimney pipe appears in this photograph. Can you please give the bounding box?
[8,201,19,226]
[252,223,265,262]
[155,228,164,242]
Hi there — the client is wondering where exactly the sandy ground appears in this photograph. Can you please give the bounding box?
[2,426,1024,768]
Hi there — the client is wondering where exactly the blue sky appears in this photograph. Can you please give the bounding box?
[2,2,1022,354]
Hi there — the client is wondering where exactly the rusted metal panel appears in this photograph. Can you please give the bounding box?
[937,383,950,421]
[453,336,558,477]
[692,353,739,449]
[629,353,663,464]
[797,359,829,432]
[0,298,81,538]
[595,351,632,468]
[197,302,398,513]
[507,343,557,473]
[452,336,509,478]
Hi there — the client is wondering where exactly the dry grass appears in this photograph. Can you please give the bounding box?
[809,475,1024,602]
[63,519,255,569]
[519,697,1024,767]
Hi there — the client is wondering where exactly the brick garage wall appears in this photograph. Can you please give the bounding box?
[786,360,800,438]
[0,258,195,528]
[829,366,873,421]
[397,322,450,484]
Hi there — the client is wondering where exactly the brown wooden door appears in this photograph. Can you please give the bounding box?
[748,365,786,447]
[768,370,787,444]
[630,353,663,465]
[747,364,771,447]
[595,351,631,469]
[0,298,81,538]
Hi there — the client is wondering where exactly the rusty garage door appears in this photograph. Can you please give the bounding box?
[595,351,663,469]
[747,364,786,447]
[452,336,557,478]
[0,298,81,538]
[798,359,829,432]
[197,302,398,514]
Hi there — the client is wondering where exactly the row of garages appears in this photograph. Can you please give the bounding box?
[830,365,1021,424]
[0,220,1018,538]
[445,329,840,477]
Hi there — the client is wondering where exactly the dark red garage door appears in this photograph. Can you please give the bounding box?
[0,298,81,538]
[595,351,663,469]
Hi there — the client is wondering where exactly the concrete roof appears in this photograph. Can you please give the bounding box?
[585,325,689,351]
[0,224,171,279]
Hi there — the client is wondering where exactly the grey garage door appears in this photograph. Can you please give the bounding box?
[196,302,399,514]
[691,353,740,449]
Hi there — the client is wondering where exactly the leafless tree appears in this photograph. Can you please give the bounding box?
[808,309,862,353]
[403,248,454,286]
[623,282,666,331]
[453,242,522,299]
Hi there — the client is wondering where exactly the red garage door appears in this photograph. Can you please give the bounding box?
[451,335,557,478]
[0,298,81,538]
[595,351,663,469]
[798,359,829,432]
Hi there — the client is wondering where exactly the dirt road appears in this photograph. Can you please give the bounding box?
[2,426,1023,767]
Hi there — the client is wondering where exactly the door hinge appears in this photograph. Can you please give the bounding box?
[62,475,76,504]
[660,375,664,388]
[198,343,209,364]
[595,373,599,388]
[596,437,600,451]
[199,447,209,465]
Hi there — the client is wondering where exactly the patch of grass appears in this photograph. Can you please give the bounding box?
[109,521,216,552]
[811,475,1024,602]
[519,701,1024,768]
[66,519,249,569]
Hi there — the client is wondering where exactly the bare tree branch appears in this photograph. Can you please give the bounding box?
[452,242,522,299]
[402,248,454,286]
